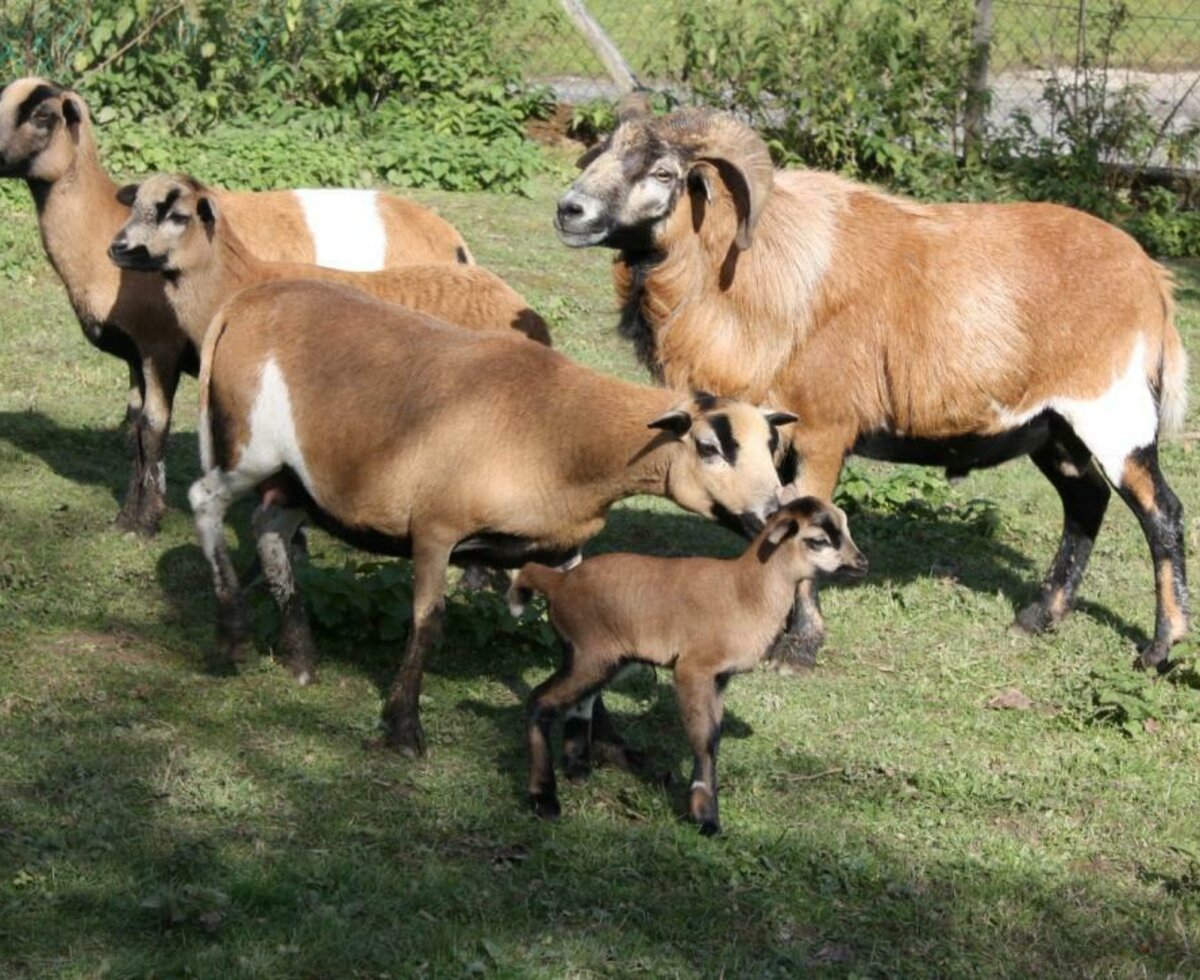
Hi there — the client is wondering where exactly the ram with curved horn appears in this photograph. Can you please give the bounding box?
[556,104,1189,674]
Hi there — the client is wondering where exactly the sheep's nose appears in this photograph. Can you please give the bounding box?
[108,236,128,257]
[557,193,587,222]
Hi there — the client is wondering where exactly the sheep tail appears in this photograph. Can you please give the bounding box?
[1156,266,1188,439]
[196,313,231,473]
[507,563,563,617]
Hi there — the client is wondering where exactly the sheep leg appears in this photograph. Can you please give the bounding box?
[123,359,145,430]
[562,690,645,781]
[122,352,181,537]
[1115,445,1189,671]
[189,470,252,669]
[527,642,619,820]
[251,502,318,685]
[676,666,725,836]
[382,539,451,755]
[766,444,844,671]
[1014,441,1110,635]
[114,359,148,533]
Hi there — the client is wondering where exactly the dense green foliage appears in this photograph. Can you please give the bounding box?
[673,0,1200,255]
[0,0,548,192]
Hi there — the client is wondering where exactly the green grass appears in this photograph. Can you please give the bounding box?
[4,169,1200,978]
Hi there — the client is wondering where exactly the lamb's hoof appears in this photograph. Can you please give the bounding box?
[530,793,561,821]
[765,630,821,674]
[1134,642,1174,674]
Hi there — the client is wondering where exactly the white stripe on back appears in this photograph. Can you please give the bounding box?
[295,189,387,271]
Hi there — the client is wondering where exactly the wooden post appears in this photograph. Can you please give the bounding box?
[560,0,639,94]
[964,0,994,162]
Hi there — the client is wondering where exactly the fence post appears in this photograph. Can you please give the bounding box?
[964,0,994,162]
[560,0,639,94]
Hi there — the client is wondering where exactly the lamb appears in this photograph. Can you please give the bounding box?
[555,104,1189,674]
[192,278,796,753]
[0,77,473,535]
[509,495,865,833]
[108,173,550,347]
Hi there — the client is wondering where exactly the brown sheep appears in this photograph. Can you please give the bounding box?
[108,173,550,347]
[509,495,866,833]
[192,278,796,753]
[0,77,473,535]
[555,105,1189,674]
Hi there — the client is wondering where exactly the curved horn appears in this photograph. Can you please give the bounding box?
[663,110,775,251]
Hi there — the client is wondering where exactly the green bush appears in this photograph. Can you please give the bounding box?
[677,0,974,192]
[1,0,548,193]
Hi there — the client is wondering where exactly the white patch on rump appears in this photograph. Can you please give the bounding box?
[234,357,317,498]
[295,189,387,271]
[994,335,1158,485]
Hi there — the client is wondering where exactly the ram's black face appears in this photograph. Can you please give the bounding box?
[555,122,694,252]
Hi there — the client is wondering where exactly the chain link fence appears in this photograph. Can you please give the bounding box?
[503,0,1200,165]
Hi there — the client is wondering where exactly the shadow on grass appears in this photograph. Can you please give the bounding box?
[1,685,1195,976]
[144,482,1158,695]
[0,409,201,515]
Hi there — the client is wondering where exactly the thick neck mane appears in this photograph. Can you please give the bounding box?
[616,171,846,404]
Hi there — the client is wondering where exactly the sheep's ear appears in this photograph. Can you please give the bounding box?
[115,183,139,207]
[764,410,798,428]
[756,517,800,562]
[576,137,609,170]
[616,91,651,123]
[197,195,218,228]
[61,96,82,128]
[647,408,693,437]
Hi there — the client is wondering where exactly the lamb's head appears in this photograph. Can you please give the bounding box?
[108,173,218,276]
[0,77,88,182]
[556,104,774,253]
[651,393,796,537]
[755,496,867,581]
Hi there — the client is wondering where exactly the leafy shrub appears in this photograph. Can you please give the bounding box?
[676,0,974,191]
[1,0,547,193]
[836,465,1001,538]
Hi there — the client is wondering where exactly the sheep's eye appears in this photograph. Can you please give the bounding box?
[168,212,190,226]
[696,439,722,460]
[650,167,674,183]
[805,537,832,551]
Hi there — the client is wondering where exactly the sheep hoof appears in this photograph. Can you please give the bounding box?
[530,793,561,821]
[765,630,821,673]
[114,503,162,538]
[1134,642,1174,674]
[563,758,592,784]
[385,719,427,757]
[1012,602,1054,637]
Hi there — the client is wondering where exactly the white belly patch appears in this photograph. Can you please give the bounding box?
[995,335,1158,485]
[295,189,387,271]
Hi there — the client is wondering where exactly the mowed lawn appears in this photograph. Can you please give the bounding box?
[2,168,1200,978]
